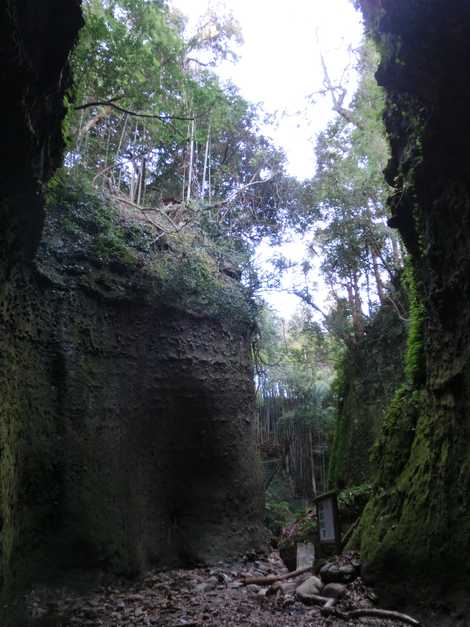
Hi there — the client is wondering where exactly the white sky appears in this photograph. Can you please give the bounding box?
[170,0,364,318]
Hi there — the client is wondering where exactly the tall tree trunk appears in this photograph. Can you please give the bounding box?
[103,118,112,189]
[372,251,385,304]
[365,250,373,312]
[346,282,357,331]
[347,277,364,336]
[202,122,211,199]
[136,157,146,206]
[353,273,364,334]
[309,430,317,498]
[116,113,129,193]
[186,117,195,202]
[391,235,401,268]
[130,121,139,201]
[208,134,212,203]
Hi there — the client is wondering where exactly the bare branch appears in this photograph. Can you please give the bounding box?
[288,287,328,320]
[206,172,275,209]
[326,607,420,626]
[315,31,364,129]
[184,57,211,68]
[75,99,195,122]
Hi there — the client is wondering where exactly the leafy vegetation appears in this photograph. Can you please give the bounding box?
[256,304,336,502]
[66,0,304,252]
[264,499,292,539]
[280,507,318,547]
[296,41,405,341]
[337,483,372,521]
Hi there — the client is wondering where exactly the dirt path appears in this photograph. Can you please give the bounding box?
[26,552,410,626]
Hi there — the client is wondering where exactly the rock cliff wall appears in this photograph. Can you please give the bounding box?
[0,1,265,608]
[357,0,470,608]
[1,183,266,601]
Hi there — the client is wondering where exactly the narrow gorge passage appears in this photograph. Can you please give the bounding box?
[2,1,470,627]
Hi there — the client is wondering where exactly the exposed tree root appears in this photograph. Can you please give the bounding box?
[322,606,421,625]
[241,565,312,586]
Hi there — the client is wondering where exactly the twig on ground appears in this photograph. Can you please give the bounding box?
[241,565,312,586]
[323,607,421,626]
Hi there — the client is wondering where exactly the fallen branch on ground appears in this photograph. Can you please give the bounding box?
[267,580,298,596]
[280,573,421,626]
[297,593,331,605]
[322,607,420,626]
[241,565,312,586]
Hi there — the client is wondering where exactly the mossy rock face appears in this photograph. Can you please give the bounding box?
[40,174,256,331]
[329,299,407,488]
[356,0,470,603]
[358,389,465,596]
[0,179,266,607]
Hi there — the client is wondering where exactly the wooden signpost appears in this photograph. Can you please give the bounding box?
[314,490,341,555]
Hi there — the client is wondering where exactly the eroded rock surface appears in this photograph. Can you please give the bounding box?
[357,0,470,611]
[0,189,266,610]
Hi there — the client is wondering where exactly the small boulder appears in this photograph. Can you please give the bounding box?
[320,563,341,584]
[322,583,346,599]
[295,576,323,603]
[338,564,356,582]
[255,588,269,605]
[320,562,357,584]
[194,577,218,593]
[229,581,243,589]
[279,544,297,572]
[216,572,231,585]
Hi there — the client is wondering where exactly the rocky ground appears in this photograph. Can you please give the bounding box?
[24,551,424,627]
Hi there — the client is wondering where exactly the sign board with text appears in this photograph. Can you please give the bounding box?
[314,491,340,551]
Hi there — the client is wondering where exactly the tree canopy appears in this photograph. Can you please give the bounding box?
[66,0,304,251]
[296,41,404,340]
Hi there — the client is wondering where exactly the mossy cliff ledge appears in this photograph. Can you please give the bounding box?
[356,0,470,604]
[0,181,266,599]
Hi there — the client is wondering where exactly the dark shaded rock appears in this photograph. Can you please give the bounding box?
[320,562,357,584]
[0,0,83,279]
[0,197,267,600]
[195,578,218,593]
[0,1,83,617]
[339,565,357,582]
[320,563,340,584]
[356,0,470,606]
[278,544,297,572]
